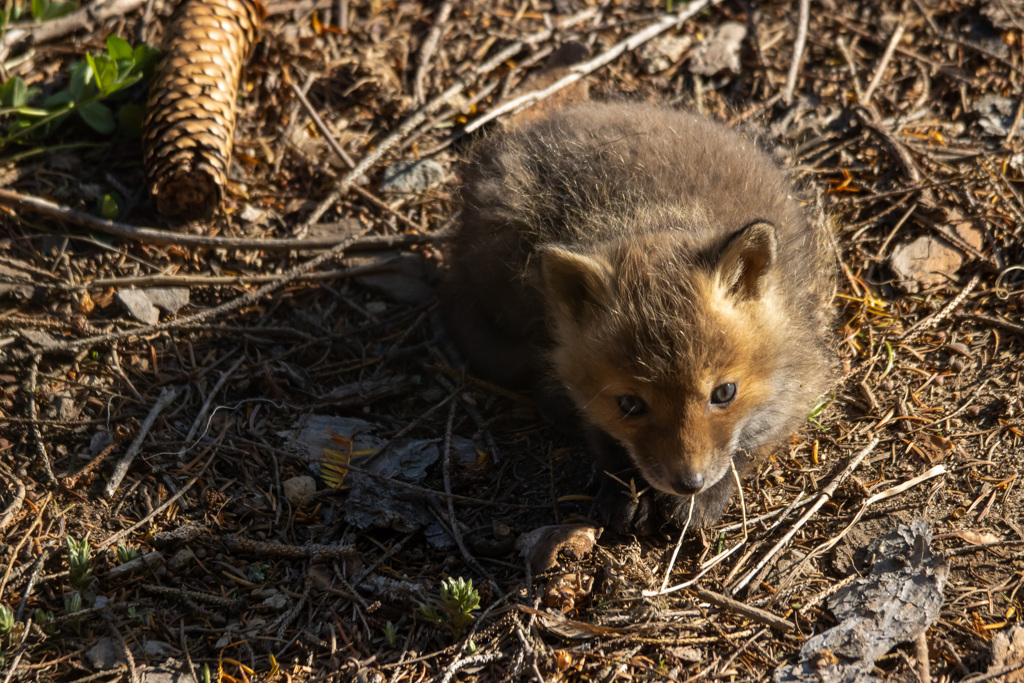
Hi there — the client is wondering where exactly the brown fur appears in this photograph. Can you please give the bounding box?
[441,102,835,534]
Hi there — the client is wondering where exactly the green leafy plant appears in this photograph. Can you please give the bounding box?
[63,591,83,635]
[66,536,92,591]
[247,563,269,583]
[1,0,78,28]
[30,0,78,21]
[116,544,140,564]
[0,604,13,635]
[1,34,157,143]
[383,620,398,648]
[32,608,56,635]
[807,394,834,431]
[418,577,480,640]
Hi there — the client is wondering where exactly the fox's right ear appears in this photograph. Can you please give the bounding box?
[540,246,614,324]
[715,222,777,300]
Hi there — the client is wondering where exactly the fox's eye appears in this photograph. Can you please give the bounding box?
[711,382,737,405]
[616,395,649,417]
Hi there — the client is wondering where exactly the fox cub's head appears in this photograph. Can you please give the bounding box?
[540,222,825,499]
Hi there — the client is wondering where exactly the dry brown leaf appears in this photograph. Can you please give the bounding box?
[917,434,955,464]
[515,524,601,574]
[952,530,1000,546]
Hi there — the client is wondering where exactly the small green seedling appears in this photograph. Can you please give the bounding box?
[247,563,268,583]
[116,544,140,564]
[33,608,55,635]
[807,394,834,431]
[66,536,92,591]
[64,592,82,614]
[63,591,83,634]
[419,576,481,640]
[0,604,13,635]
[383,620,399,648]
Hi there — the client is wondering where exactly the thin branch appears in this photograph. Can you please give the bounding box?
[861,24,905,106]
[782,0,811,104]
[0,0,147,61]
[414,0,454,104]
[0,188,433,252]
[730,436,880,595]
[691,587,795,634]
[464,0,723,134]
[302,7,601,228]
[13,233,363,360]
[104,386,180,497]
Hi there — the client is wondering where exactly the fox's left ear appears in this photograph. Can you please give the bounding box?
[715,222,777,300]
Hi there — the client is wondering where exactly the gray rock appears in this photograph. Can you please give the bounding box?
[143,640,175,658]
[638,33,692,74]
[972,94,1017,136]
[19,328,56,347]
[116,289,159,325]
[347,252,437,304]
[86,637,121,670]
[89,430,114,454]
[379,159,446,193]
[283,475,317,507]
[262,591,288,609]
[890,236,962,293]
[146,288,189,315]
[688,21,747,75]
[168,548,195,571]
[142,663,189,683]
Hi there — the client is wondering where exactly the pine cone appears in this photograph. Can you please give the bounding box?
[142,0,264,222]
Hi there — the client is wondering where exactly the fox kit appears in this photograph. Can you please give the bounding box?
[442,102,835,534]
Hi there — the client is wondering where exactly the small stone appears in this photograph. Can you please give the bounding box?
[638,33,692,74]
[89,430,114,454]
[143,667,189,683]
[167,548,195,571]
[283,475,317,507]
[54,394,80,421]
[379,159,446,194]
[19,328,56,347]
[87,637,121,670]
[365,301,388,315]
[688,22,747,75]
[262,591,288,609]
[146,288,189,315]
[117,289,160,325]
[143,640,175,658]
[890,236,963,292]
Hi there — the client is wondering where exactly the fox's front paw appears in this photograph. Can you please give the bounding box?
[596,473,658,535]
[597,472,737,535]
[650,474,737,530]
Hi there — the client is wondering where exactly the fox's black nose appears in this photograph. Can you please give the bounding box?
[671,471,704,495]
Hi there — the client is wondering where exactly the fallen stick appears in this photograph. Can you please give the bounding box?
[0,0,146,61]
[769,464,948,598]
[104,386,180,497]
[782,0,810,104]
[0,188,431,252]
[302,7,601,228]
[730,436,880,595]
[861,24,905,106]
[691,586,794,634]
[464,0,723,134]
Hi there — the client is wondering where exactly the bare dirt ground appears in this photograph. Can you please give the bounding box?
[1,0,1024,681]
